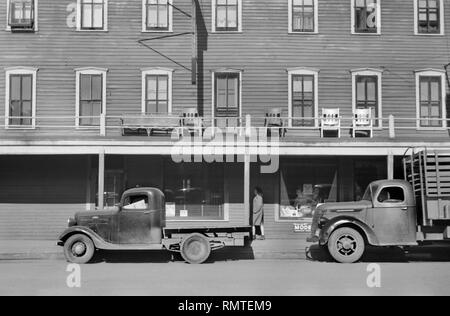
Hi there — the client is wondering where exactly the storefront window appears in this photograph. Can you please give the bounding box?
[279,159,338,221]
[164,162,225,220]
[354,158,386,201]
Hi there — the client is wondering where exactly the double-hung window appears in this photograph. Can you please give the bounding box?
[5,67,38,129]
[144,0,172,32]
[415,0,444,35]
[290,0,318,33]
[76,68,107,127]
[7,0,36,31]
[214,72,240,117]
[142,68,173,114]
[146,75,168,113]
[352,0,380,34]
[352,69,383,127]
[416,70,446,128]
[78,0,107,31]
[288,68,319,127]
[213,0,241,32]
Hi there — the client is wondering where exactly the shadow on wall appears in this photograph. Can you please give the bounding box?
[0,155,89,204]
[195,0,208,117]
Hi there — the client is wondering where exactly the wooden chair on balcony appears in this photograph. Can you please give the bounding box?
[181,107,203,136]
[352,108,373,138]
[264,108,286,137]
[320,108,341,138]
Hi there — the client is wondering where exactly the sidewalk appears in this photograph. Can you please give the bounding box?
[0,239,312,261]
[0,240,63,260]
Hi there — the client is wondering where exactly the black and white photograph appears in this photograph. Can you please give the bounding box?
[0,0,450,300]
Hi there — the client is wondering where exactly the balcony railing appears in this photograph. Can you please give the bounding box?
[0,114,448,140]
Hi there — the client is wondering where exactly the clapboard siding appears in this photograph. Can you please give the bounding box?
[0,0,448,140]
[0,155,89,239]
[0,204,86,240]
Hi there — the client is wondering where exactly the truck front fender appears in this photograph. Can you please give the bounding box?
[320,217,380,246]
[57,226,106,248]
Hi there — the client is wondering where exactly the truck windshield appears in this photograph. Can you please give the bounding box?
[361,184,377,201]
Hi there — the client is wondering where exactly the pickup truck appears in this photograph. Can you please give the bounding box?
[57,187,251,264]
[309,149,450,263]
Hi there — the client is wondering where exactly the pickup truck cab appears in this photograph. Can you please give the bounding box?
[309,180,418,263]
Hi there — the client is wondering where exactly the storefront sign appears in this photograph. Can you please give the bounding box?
[293,222,312,233]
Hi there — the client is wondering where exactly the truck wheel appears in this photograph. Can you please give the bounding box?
[180,233,211,264]
[64,234,95,264]
[328,227,365,264]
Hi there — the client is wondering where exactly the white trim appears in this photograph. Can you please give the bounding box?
[287,68,320,128]
[288,0,319,34]
[141,0,173,33]
[350,0,381,35]
[351,68,383,128]
[75,67,108,129]
[4,67,38,129]
[76,0,108,32]
[2,144,450,156]
[6,0,38,32]
[141,68,174,114]
[211,0,243,33]
[211,70,243,120]
[414,0,445,35]
[415,69,447,130]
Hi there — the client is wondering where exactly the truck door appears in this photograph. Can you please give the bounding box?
[118,194,154,244]
[370,185,415,245]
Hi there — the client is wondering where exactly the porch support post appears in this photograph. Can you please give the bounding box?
[244,152,251,226]
[98,149,105,210]
[387,151,394,180]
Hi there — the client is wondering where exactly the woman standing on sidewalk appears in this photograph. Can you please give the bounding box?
[252,187,265,240]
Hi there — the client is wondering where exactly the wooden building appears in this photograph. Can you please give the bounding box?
[0,0,449,240]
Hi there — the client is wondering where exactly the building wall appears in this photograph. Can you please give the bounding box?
[0,0,448,138]
[0,155,89,239]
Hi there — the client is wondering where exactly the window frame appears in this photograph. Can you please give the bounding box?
[350,0,381,35]
[287,68,319,128]
[141,68,173,114]
[211,69,242,118]
[211,0,243,33]
[375,186,407,206]
[142,0,173,33]
[351,68,383,128]
[4,67,38,129]
[288,0,319,34]
[76,0,108,32]
[415,69,447,130]
[414,0,445,35]
[6,0,38,32]
[75,67,108,129]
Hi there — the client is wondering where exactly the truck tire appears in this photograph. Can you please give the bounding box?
[180,233,211,264]
[328,227,365,264]
[64,234,95,264]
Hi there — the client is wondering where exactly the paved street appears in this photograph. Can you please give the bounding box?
[1,256,450,296]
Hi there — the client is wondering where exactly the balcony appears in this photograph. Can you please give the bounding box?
[0,113,449,145]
